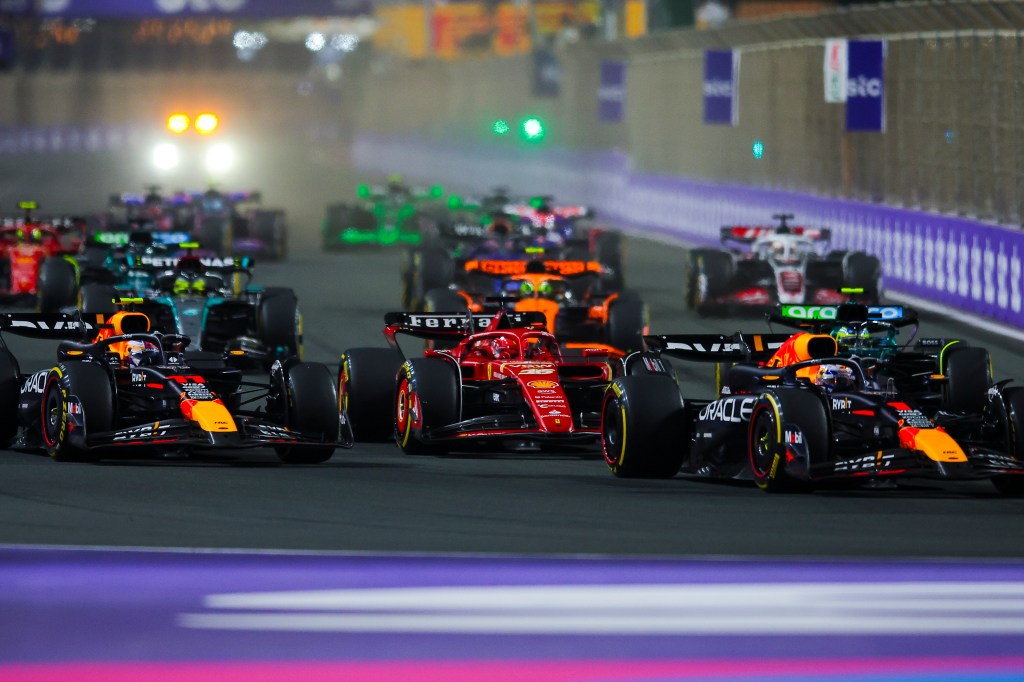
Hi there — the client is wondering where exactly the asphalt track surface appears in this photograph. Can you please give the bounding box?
[3,149,1024,678]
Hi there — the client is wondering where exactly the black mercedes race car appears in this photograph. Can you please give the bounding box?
[0,309,339,463]
[601,325,1024,495]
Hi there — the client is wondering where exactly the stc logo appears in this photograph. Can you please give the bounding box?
[156,0,247,11]
[703,80,734,98]
[847,75,882,98]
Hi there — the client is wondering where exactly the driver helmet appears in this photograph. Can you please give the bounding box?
[489,336,515,360]
[814,364,855,392]
[832,325,870,347]
[125,339,158,367]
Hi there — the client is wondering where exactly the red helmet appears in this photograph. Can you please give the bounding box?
[490,336,515,360]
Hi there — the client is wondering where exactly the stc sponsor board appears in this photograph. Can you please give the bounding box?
[598,60,626,123]
[703,49,739,126]
[845,39,886,132]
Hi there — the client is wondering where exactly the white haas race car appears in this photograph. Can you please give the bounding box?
[685,214,881,316]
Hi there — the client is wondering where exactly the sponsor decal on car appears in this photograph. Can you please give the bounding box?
[528,380,559,389]
[20,370,49,394]
[698,397,756,423]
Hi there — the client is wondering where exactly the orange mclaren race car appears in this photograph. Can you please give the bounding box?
[421,256,647,355]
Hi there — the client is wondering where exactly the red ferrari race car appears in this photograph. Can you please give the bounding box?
[338,308,617,454]
[0,201,87,311]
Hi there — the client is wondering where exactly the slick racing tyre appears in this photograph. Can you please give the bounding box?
[338,348,404,442]
[199,217,232,256]
[842,252,882,304]
[395,358,459,455]
[79,283,118,318]
[992,386,1024,496]
[595,231,624,290]
[423,288,469,314]
[40,362,113,462]
[251,210,287,261]
[0,348,20,447]
[602,375,687,478]
[258,288,302,362]
[748,389,826,493]
[37,258,78,313]
[942,345,991,415]
[688,250,732,316]
[605,294,647,354]
[407,248,455,311]
[275,362,338,464]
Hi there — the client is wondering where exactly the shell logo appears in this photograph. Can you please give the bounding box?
[528,380,559,389]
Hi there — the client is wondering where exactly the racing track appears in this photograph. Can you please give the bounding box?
[2,234,1024,558]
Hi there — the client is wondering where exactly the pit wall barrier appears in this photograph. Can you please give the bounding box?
[354,132,1024,330]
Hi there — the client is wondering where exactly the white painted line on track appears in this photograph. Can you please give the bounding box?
[179,582,1024,635]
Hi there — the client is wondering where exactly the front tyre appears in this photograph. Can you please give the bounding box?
[275,362,338,464]
[338,348,404,442]
[40,362,113,462]
[602,375,687,478]
[748,389,826,493]
[395,358,459,455]
[258,288,302,362]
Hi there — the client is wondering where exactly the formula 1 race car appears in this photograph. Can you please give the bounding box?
[77,245,302,368]
[0,309,339,463]
[685,214,881,315]
[420,257,647,354]
[601,316,1024,495]
[189,188,287,260]
[403,203,624,310]
[337,309,616,453]
[322,178,446,249]
[0,202,88,312]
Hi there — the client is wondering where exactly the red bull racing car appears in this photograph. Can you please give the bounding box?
[601,321,1024,495]
[0,308,338,463]
[338,308,617,453]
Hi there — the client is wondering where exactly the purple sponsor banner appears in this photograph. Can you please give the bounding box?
[703,49,738,126]
[846,39,886,132]
[353,133,1024,330]
[34,0,373,19]
[598,60,626,123]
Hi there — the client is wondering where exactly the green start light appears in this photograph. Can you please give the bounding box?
[492,119,510,135]
[522,118,545,141]
[752,140,765,159]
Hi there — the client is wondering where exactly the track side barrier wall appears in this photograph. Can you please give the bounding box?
[355,132,1024,329]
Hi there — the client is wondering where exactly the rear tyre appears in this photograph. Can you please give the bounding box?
[275,362,337,464]
[689,250,732,316]
[40,362,113,462]
[843,252,882,304]
[199,217,232,256]
[37,258,78,313]
[79,283,118,318]
[252,211,287,260]
[605,295,647,354]
[338,348,404,442]
[0,348,20,447]
[395,358,459,455]
[408,248,454,311]
[602,375,687,478]
[748,389,825,493]
[258,289,302,361]
[942,345,991,414]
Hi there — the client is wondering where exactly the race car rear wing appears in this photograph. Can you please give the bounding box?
[92,230,192,247]
[766,303,918,333]
[0,312,97,340]
[720,225,830,245]
[463,259,602,277]
[644,332,793,363]
[122,253,254,273]
[384,311,546,338]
